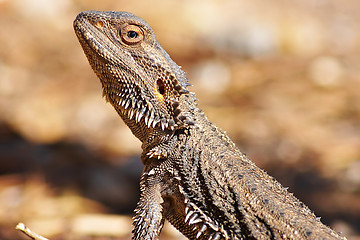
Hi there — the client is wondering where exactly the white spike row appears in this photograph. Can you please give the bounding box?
[147,117,153,128]
[148,169,155,175]
[136,110,143,122]
[124,100,130,109]
[189,215,202,225]
[185,210,194,223]
[209,232,221,240]
[152,119,158,128]
[129,109,135,119]
[207,221,219,232]
[196,224,207,239]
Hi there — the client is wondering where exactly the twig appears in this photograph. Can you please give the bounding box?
[16,222,49,240]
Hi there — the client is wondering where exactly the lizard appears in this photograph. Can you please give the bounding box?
[73,10,345,240]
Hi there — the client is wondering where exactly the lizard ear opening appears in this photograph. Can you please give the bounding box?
[157,79,165,95]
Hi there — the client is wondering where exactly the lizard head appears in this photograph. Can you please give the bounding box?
[74,11,195,142]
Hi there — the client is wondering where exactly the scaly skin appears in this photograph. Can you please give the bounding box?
[74,11,345,240]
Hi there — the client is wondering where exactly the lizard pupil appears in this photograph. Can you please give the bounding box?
[127,31,138,39]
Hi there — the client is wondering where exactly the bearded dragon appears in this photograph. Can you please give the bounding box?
[74,10,345,240]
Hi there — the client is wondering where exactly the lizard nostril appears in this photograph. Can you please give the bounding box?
[157,79,165,95]
[95,20,104,28]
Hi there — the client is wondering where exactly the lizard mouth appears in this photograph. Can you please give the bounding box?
[74,14,124,64]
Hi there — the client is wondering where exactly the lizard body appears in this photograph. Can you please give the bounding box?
[73,11,345,240]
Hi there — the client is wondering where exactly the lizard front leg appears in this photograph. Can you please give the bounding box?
[132,166,165,240]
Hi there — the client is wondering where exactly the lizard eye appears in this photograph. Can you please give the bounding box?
[120,25,143,45]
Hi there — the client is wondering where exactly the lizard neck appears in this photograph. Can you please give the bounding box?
[140,86,200,154]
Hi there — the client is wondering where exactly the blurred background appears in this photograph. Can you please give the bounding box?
[0,0,359,239]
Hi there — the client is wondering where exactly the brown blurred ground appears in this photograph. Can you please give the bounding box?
[0,0,359,239]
